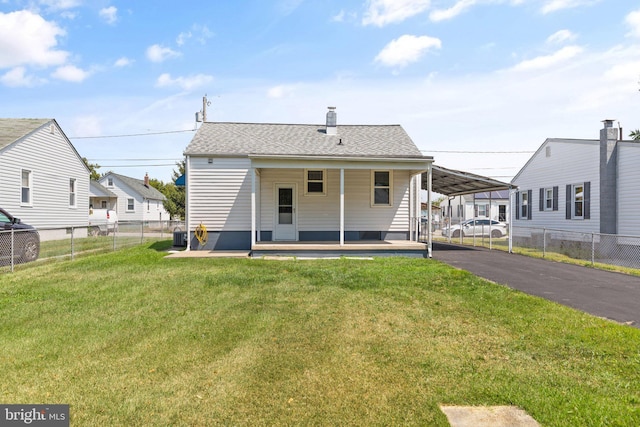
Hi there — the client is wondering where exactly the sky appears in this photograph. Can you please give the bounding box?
[1,0,640,184]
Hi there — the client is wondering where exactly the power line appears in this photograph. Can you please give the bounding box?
[423,149,534,154]
[89,158,182,161]
[69,129,196,139]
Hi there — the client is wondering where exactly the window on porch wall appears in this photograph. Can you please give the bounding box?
[372,170,392,206]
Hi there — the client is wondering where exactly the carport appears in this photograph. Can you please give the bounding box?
[421,165,515,257]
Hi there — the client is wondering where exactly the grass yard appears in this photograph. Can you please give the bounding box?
[1,241,639,426]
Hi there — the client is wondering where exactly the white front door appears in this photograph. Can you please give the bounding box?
[274,184,297,241]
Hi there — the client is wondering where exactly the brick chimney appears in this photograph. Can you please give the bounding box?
[144,172,150,188]
[600,119,617,234]
[326,106,337,135]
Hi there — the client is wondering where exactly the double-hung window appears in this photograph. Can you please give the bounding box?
[573,184,584,219]
[69,178,77,207]
[372,170,392,206]
[21,170,32,205]
[127,198,135,212]
[545,188,553,210]
[520,191,529,219]
[304,169,326,195]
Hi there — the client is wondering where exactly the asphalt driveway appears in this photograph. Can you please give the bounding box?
[432,242,640,328]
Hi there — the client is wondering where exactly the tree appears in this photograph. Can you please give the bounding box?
[82,157,101,181]
[630,129,640,140]
[147,161,186,220]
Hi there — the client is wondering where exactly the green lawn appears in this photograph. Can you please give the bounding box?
[1,241,639,426]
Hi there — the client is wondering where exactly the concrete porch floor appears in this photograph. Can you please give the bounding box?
[252,240,427,251]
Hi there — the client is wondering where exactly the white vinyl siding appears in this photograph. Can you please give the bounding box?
[0,122,89,229]
[512,139,599,234]
[259,168,410,232]
[617,143,640,235]
[188,157,252,231]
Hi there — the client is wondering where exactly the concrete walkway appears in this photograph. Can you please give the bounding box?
[432,242,640,328]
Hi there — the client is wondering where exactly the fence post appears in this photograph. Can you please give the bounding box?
[113,225,117,251]
[10,229,14,272]
[141,221,144,244]
[71,226,75,260]
[543,228,546,258]
[591,233,595,266]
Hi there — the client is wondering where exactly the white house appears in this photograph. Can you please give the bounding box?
[439,190,510,226]
[98,172,169,222]
[183,108,433,255]
[90,180,117,210]
[511,119,640,238]
[0,118,90,239]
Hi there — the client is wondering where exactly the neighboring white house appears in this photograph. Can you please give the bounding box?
[98,172,169,222]
[439,190,510,226]
[511,119,640,238]
[90,180,117,210]
[183,108,433,252]
[0,118,90,239]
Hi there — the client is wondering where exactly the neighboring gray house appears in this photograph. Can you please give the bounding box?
[183,108,433,252]
[511,119,639,237]
[98,172,169,222]
[0,118,90,239]
[90,180,117,210]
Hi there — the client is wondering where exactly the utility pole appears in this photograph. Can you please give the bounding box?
[202,95,209,122]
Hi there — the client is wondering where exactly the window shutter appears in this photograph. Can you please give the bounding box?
[539,188,544,211]
[566,185,572,219]
[515,192,520,220]
[584,181,590,219]
[552,186,558,211]
[527,190,532,220]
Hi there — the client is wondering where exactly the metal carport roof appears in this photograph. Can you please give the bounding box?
[423,165,514,196]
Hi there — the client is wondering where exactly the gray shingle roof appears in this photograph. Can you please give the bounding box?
[184,122,427,159]
[105,173,166,201]
[0,118,52,150]
[90,180,117,198]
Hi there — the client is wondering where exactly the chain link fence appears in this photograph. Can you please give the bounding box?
[511,226,640,269]
[1,220,184,273]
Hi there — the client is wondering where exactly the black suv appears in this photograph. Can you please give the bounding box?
[0,207,40,264]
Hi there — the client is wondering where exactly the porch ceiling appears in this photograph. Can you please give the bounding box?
[424,165,513,196]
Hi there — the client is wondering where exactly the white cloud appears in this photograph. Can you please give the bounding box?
[375,34,442,68]
[0,66,45,87]
[332,10,345,22]
[51,64,90,82]
[155,73,213,91]
[177,25,213,46]
[114,57,133,67]
[146,44,181,63]
[99,6,118,25]
[510,45,584,71]
[0,10,69,68]
[429,0,477,22]
[176,31,192,46]
[541,0,596,14]
[38,0,82,10]
[362,0,431,27]
[546,29,576,44]
[625,9,640,38]
[267,84,298,98]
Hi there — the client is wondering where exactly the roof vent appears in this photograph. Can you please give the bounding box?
[326,107,337,135]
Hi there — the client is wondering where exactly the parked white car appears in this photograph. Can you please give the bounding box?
[88,208,118,236]
[442,218,507,238]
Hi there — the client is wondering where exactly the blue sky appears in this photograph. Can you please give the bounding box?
[1,0,640,183]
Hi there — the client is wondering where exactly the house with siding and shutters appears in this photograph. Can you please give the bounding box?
[183,107,433,255]
[511,119,640,239]
[98,172,170,222]
[0,118,90,240]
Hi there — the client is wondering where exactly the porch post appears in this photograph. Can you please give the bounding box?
[185,155,191,251]
[251,167,256,247]
[340,168,344,246]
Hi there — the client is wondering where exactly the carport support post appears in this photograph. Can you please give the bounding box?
[427,164,432,258]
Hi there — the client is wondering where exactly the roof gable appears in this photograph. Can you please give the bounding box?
[184,122,426,159]
[102,173,166,201]
[0,118,53,151]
